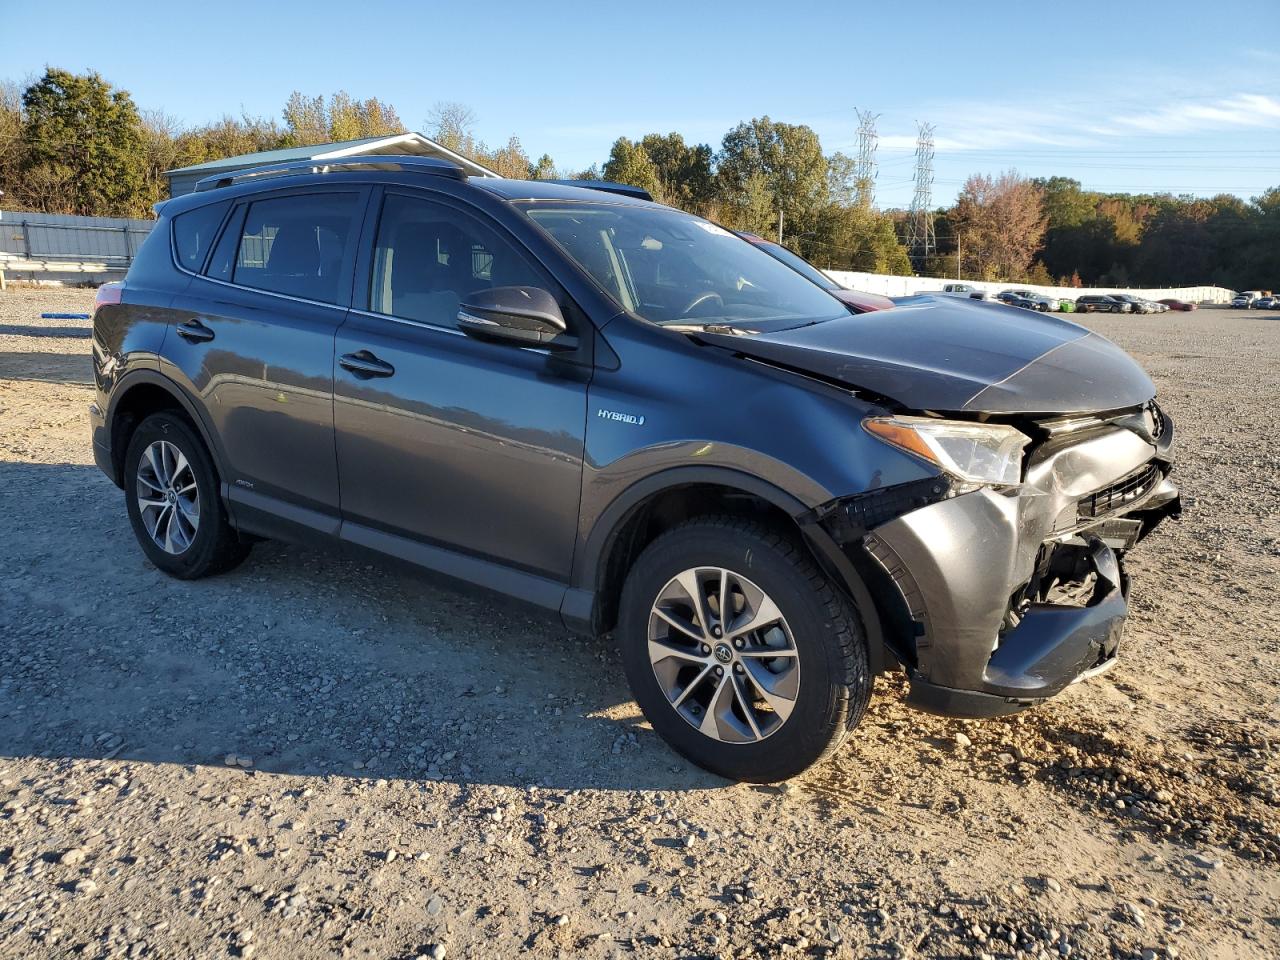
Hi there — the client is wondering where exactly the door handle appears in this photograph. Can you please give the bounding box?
[339,350,396,378]
[175,319,215,343]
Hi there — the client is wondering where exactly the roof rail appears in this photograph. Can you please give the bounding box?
[194,154,466,193]
[547,179,653,201]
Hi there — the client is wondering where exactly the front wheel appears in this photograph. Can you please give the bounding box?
[617,518,871,782]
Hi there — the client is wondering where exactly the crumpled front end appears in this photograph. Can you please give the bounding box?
[820,403,1181,717]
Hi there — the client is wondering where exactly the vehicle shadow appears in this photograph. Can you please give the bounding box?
[0,350,92,384]
[0,461,725,793]
[0,323,93,338]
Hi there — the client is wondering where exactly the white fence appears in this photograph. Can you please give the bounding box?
[823,270,1234,305]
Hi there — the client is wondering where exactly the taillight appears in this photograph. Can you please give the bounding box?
[95,281,124,309]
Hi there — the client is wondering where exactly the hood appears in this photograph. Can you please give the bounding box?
[697,295,1156,415]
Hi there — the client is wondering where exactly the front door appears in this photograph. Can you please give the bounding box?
[333,191,588,580]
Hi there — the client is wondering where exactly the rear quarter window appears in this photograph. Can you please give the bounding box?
[172,201,231,271]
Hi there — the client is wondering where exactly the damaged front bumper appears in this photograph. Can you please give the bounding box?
[819,415,1181,718]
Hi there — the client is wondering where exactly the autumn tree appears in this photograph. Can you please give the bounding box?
[952,171,1047,280]
[283,90,403,145]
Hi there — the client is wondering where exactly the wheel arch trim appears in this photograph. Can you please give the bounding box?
[568,466,886,671]
[106,369,227,488]
[573,465,811,592]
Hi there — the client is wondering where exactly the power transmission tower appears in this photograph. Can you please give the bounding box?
[907,122,937,269]
[853,109,879,209]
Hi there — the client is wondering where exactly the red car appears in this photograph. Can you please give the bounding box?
[736,232,895,313]
[1158,298,1198,311]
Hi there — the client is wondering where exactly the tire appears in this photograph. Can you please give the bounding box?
[123,411,250,579]
[616,517,871,782]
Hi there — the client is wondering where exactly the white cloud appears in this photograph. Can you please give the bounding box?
[1102,93,1280,134]
[871,92,1280,155]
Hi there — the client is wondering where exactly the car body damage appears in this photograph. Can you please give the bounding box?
[810,403,1180,717]
[695,295,1156,415]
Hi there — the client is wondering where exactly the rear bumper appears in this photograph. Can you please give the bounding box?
[88,401,119,487]
[827,422,1179,717]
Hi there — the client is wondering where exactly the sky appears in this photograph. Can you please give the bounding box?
[6,0,1280,208]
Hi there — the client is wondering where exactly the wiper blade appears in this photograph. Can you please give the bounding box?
[663,321,756,336]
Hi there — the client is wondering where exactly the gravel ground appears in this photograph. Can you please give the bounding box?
[1,286,1277,960]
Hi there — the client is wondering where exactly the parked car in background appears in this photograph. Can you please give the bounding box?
[1157,299,1197,311]
[1109,294,1156,315]
[89,155,1180,781]
[930,282,990,299]
[996,291,1039,310]
[1003,289,1059,312]
[1255,295,1278,310]
[735,233,894,313]
[1075,295,1131,313]
[1231,291,1264,308]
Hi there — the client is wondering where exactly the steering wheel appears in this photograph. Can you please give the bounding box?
[680,291,724,316]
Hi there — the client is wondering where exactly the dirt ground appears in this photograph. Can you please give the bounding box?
[1,286,1277,960]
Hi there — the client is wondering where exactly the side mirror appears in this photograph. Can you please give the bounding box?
[457,286,577,351]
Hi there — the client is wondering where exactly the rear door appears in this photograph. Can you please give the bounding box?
[163,187,367,533]
[332,188,589,580]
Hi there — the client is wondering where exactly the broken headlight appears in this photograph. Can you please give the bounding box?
[863,416,1030,487]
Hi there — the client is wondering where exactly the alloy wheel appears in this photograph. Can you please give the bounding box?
[135,440,200,555]
[647,566,800,743]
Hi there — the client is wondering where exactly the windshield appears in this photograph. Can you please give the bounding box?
[517,202,846,329]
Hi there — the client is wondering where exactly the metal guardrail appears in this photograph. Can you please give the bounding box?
[1,212,156,271]
[4,217,152,264]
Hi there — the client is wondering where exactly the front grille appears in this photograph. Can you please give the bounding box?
[1077,463,1162,520]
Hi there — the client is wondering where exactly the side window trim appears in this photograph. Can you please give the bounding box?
[203,202,248,282]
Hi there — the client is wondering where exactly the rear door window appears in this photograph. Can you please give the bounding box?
[232,193,360,304]
[172,200,230,271]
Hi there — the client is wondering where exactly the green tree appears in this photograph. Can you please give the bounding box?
[810,203,911,274]
[717,117,828,244]
[638,132,714,211]
[602,137,662,197]
[20,68,146,216]
[531,153,557,179]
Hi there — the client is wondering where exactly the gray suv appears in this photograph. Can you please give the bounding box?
[90,156,1181,782]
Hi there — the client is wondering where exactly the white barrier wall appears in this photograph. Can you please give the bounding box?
[823,270,1233,304]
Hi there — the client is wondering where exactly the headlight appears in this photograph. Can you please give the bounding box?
[863,415,1030,486]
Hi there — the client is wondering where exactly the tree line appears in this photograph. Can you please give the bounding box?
[1,68,1274,288]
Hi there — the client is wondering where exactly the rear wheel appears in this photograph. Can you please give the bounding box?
[617,518,871,782]
[123,412,250,579]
